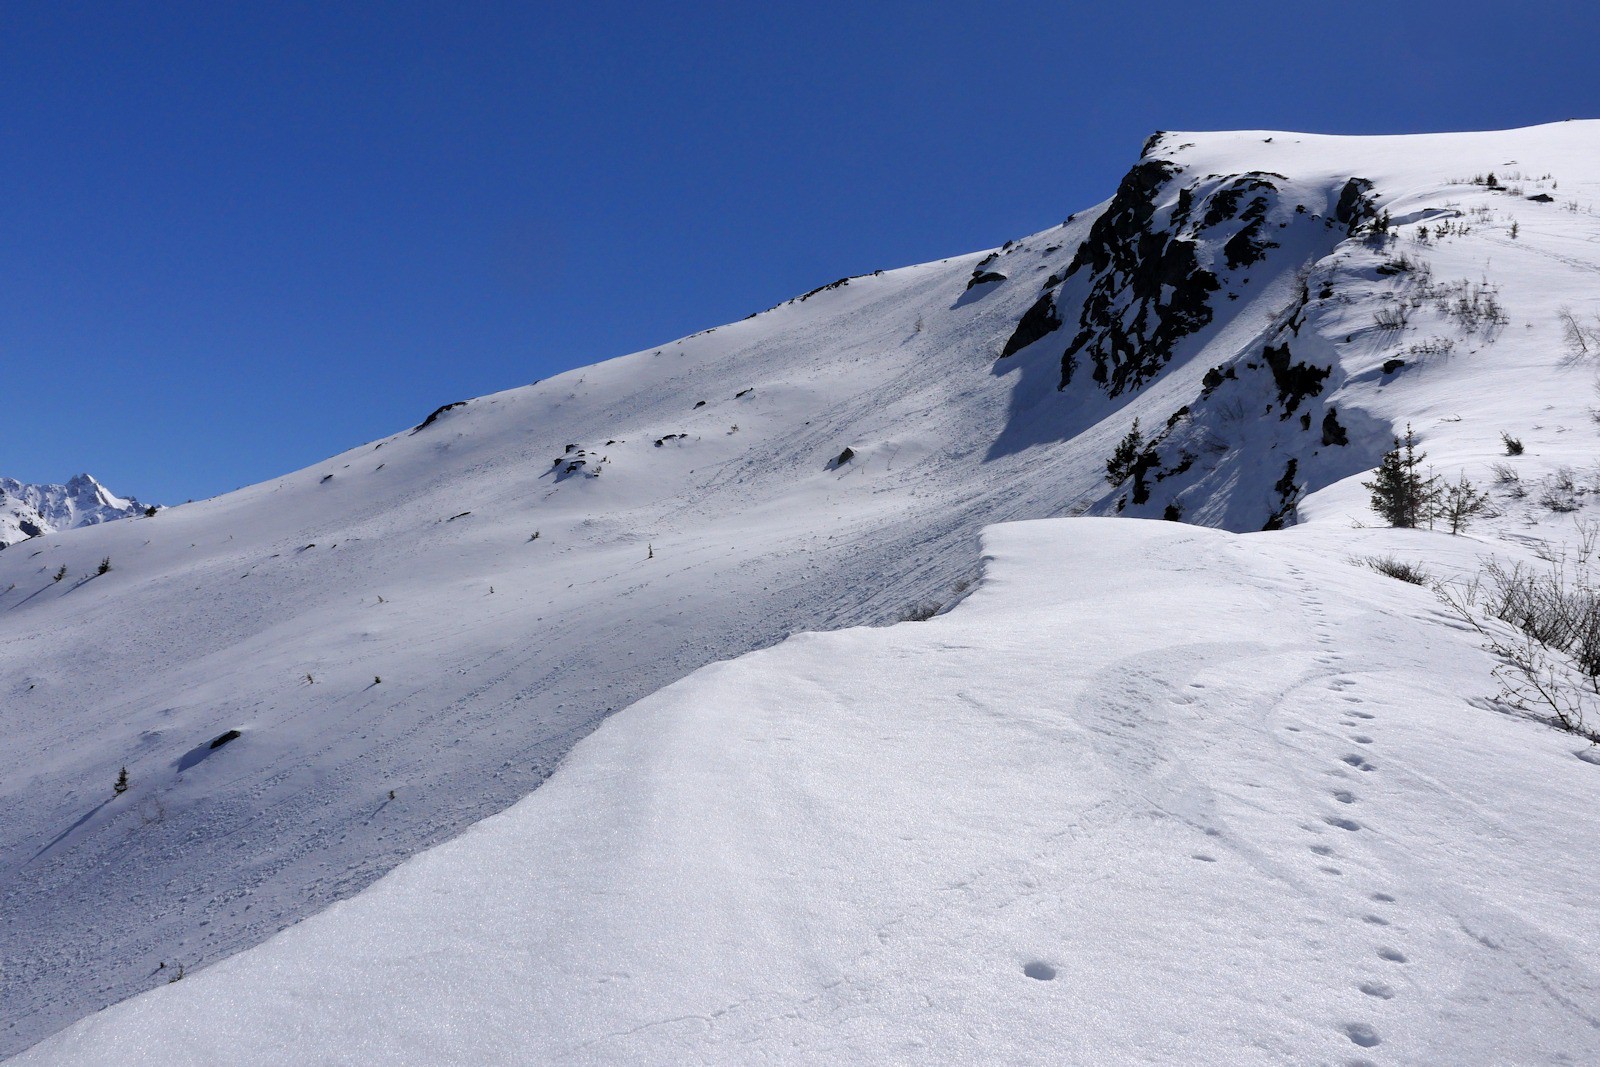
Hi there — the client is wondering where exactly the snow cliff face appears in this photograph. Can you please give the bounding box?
[0,474,150,549]
[5,120,1600,1055]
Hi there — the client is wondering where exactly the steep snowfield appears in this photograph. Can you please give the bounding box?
[6,119,1600,1057]
[16,520,1600,1064]
[0,474,149,549]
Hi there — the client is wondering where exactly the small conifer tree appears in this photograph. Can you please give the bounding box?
[1439,473,1491,534]
[1363,424,1439,527]
[1105,419,1144,486]
[114,767,129,795]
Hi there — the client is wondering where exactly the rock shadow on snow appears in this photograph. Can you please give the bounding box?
[176,729,244,773]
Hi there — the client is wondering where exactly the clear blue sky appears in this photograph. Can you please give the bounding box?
[4,2,1594,502]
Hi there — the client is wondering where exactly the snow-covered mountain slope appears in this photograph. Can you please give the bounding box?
[0,474,150,549]
[17,519,1600,1065]
[6,119,1600,1056]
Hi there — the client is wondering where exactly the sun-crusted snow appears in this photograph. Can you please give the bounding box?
[15,519,1600,1065]
[5,119,1600,1056]
[0,474,148,549]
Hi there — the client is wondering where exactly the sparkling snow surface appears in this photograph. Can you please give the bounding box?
[17,520,1600,1064]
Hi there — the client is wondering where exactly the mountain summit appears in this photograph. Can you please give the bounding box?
[0,473,151,549]
[6,120,1600,1060]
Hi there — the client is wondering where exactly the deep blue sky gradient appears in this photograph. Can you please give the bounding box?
[5,2,1595,501]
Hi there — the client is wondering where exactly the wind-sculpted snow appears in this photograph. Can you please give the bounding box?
[6,120,1600,1055]
[17,520,1600,1065]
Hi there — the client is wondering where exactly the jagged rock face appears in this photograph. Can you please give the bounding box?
[0,474,150,549]
[1058,159,1220,395]
[1054,159,1326,399]
[982,147,1389,531]
[1205,175,1283,269]
[1262,340,1331,415]
[1335,177,1378,234]
[999,293,1062,358]
[1095,258,1375,530]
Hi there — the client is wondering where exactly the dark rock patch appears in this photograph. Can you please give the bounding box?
[411,401,468,434]
[1322,408,1349,447]
[797,277,851,302]
[1262,342,1331,415]
[1058,159,1220,395]
[1263,458,1301,530]
[1335,178,1377,235]
[1000,293,1062,358]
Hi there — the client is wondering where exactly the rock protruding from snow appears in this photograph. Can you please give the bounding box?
[0,474,152,549]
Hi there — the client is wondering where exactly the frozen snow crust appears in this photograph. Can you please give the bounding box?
[6,119,1600,1058]
[17,519,1600,1064]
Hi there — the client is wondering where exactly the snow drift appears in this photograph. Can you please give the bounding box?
[16,520,1600,1064]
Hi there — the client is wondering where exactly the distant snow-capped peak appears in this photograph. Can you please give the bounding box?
[0,473,151,548]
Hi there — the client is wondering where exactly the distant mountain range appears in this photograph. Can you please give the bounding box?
[0,474,152,549]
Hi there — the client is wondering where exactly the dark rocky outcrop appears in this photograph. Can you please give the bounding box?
[1334,178,1377,235]
[797,277,852,302]
[1263,458,1302,530]
[999,293,1062,358]
[1321,408,1349,447]
[1212,176,1282,270]
[1058,161,1221,395]
[411,401,468,434]
[1262,342,1331,416]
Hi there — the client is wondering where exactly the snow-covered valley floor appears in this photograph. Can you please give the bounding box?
[16,519,1600,1064]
